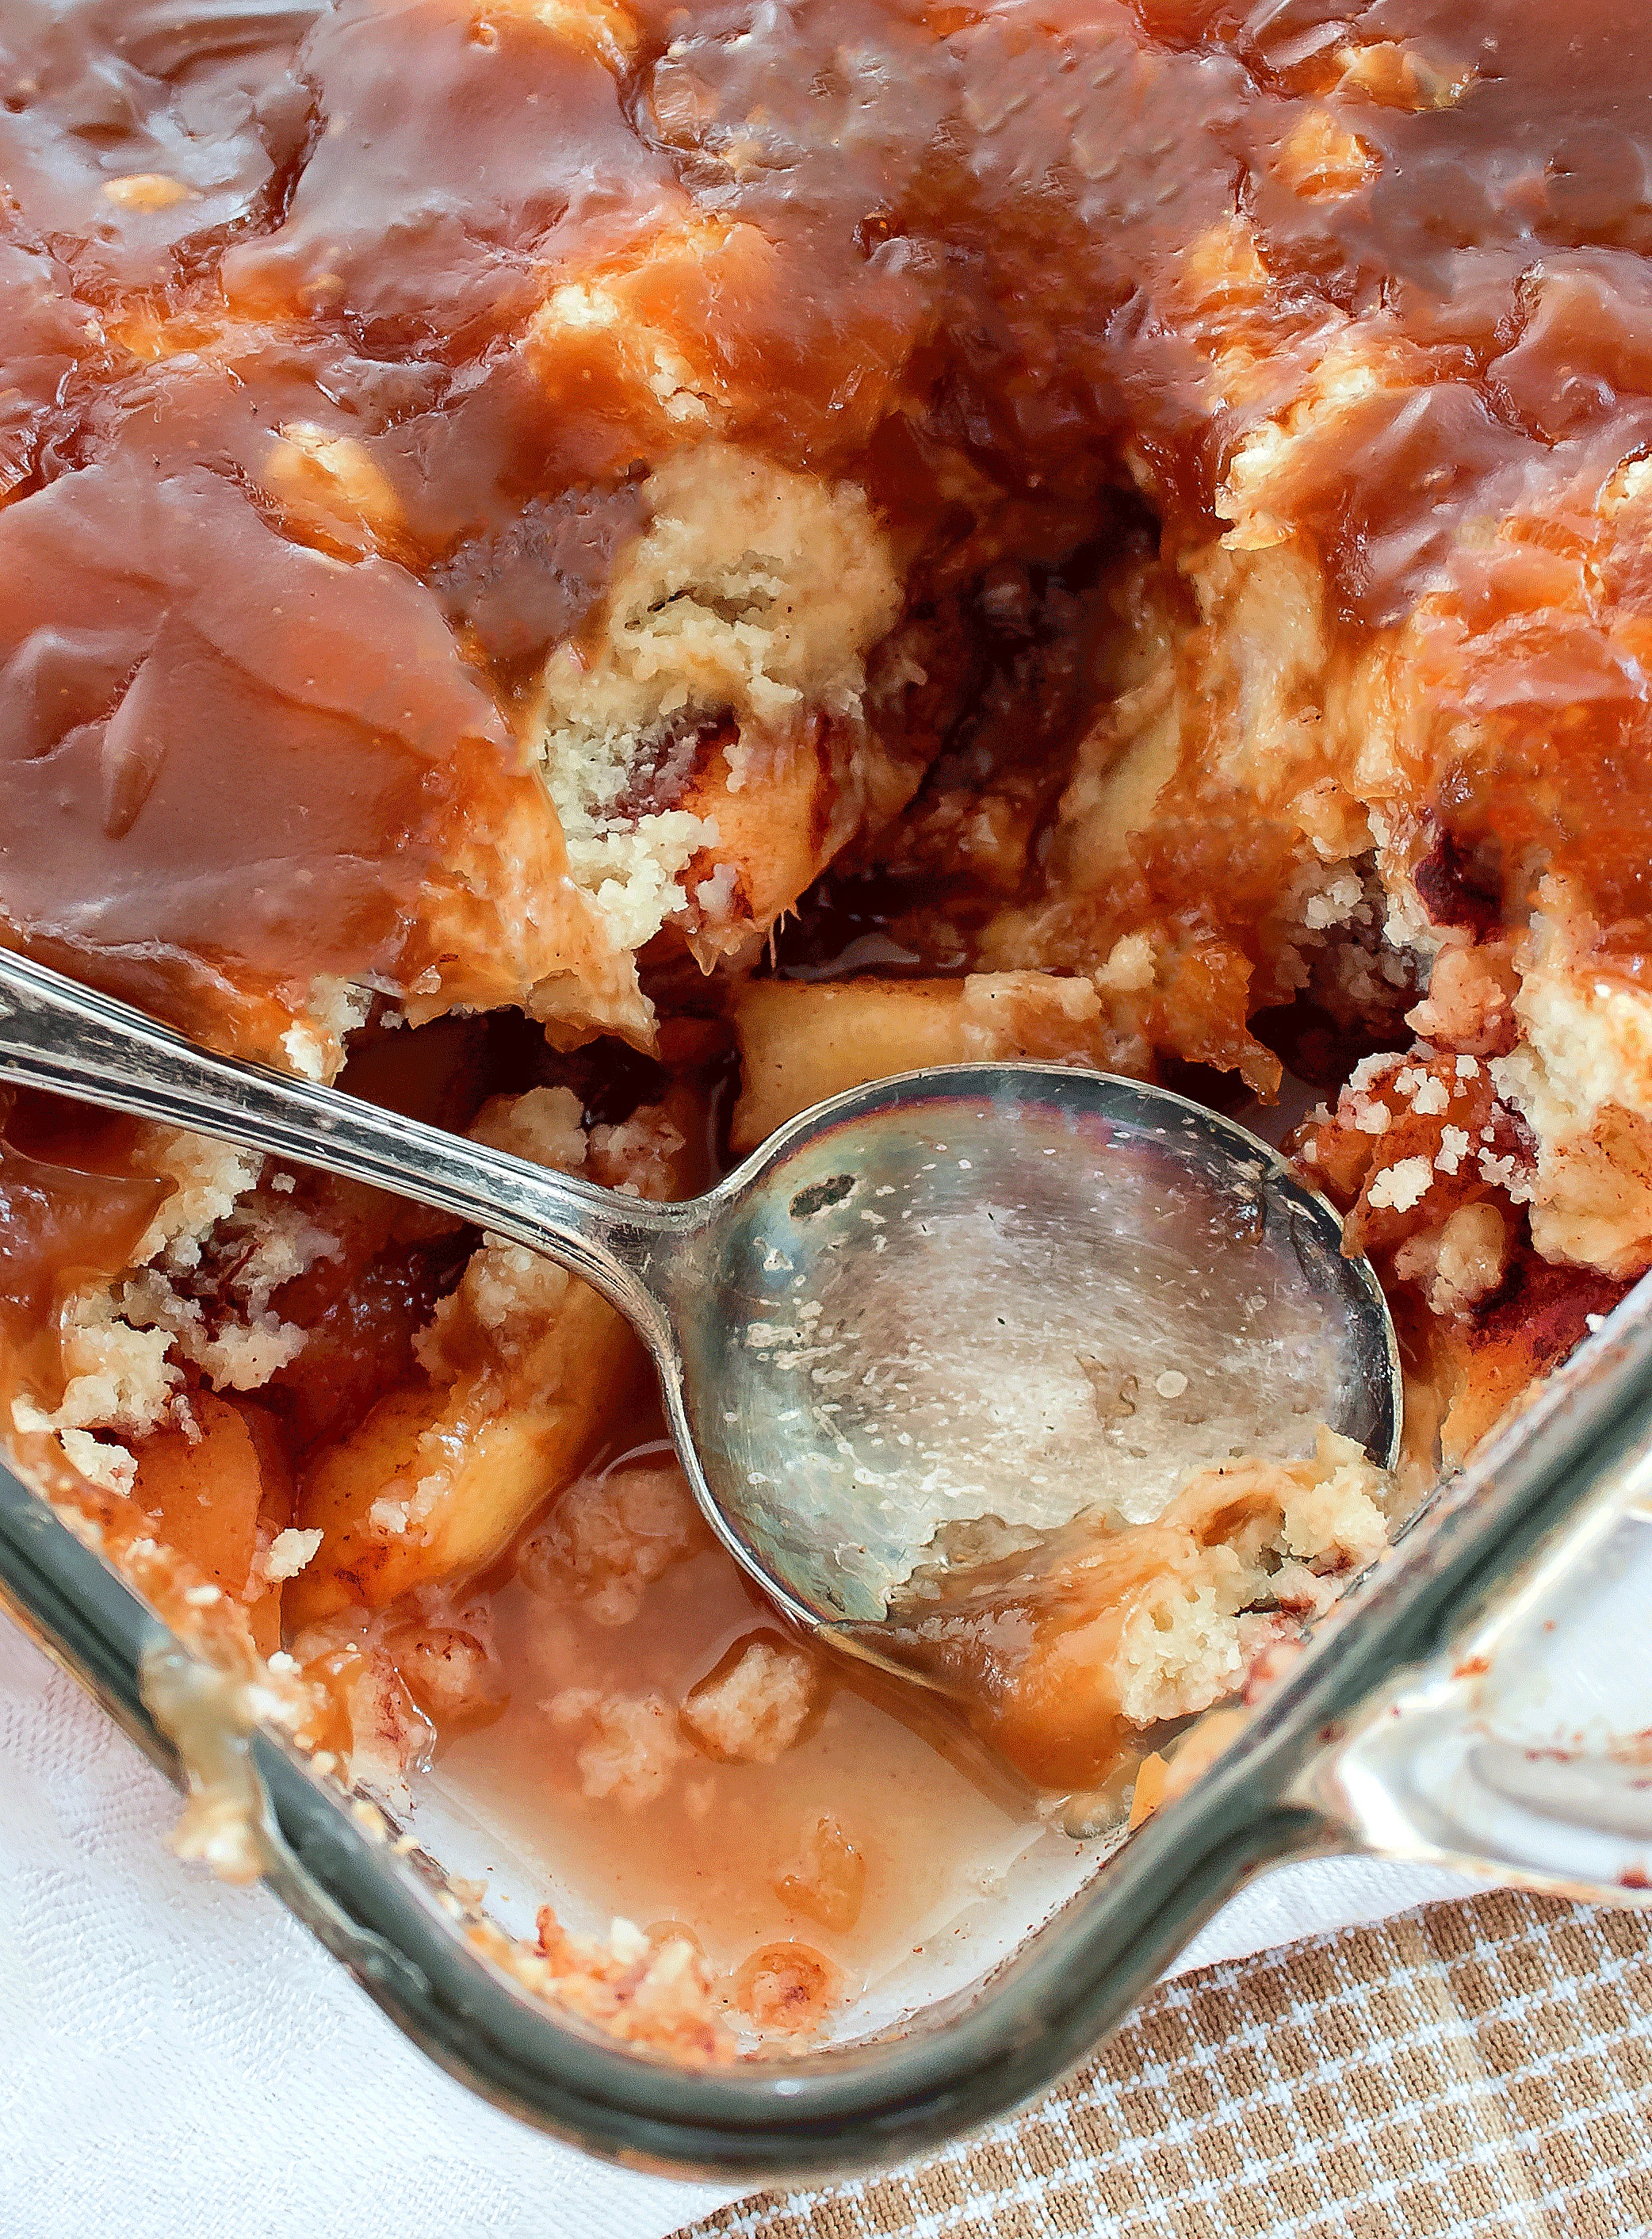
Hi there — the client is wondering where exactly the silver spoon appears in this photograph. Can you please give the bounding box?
[0,948,1400,1673]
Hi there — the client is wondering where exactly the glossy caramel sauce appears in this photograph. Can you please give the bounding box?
[0,1,1648,1062]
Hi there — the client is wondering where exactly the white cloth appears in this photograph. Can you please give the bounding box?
[0,1612,1481,2239]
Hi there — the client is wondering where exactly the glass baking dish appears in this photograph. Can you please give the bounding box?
[4,1262,1651,2184]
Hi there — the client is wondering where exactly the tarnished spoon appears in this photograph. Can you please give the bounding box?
[0,947,1399,1672]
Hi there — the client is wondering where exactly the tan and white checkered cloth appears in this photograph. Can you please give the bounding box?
[677,1893,1652,2239]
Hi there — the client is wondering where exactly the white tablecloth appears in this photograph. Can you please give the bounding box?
[0,1613,1482,2239]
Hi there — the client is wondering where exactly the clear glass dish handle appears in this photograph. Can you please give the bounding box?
[1287,1299,1652,1905]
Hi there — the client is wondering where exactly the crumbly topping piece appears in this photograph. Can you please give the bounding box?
[884,1430,1395,1794]
[680,1636,820,1765]
[545,1685,686,1808]
[518,1464,709,1625]
[530,442,901,951]
[525,1909,730,2064]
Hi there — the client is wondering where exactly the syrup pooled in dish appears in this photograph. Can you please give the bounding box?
[3,0,1652,2056]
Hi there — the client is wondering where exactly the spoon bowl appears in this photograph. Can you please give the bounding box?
[666,1066,1399,1649]
[0,951,1400,1667]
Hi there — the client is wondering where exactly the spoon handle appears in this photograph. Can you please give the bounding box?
[0,947,683,1345]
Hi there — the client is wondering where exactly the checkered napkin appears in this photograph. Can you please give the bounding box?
[682,1893,1652,2239]
[2,1606,1602,2239]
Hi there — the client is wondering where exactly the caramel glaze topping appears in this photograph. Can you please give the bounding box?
[3,0,1650,1025]
[0,2,1637,1049]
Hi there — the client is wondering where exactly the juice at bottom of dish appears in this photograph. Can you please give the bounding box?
[405,1442,1099,2035]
